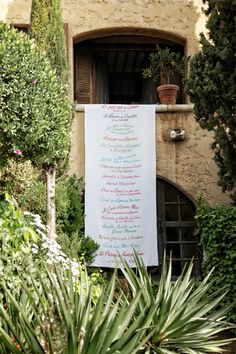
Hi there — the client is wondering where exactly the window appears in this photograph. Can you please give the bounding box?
[156,177,202,277]
[74,35,184,104]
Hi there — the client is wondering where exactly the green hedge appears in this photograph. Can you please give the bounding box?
[195,203,236,323]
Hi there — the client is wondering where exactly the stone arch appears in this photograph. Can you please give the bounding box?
[157,175,197,207]
[73,26,186,46]
[73,27,186,104]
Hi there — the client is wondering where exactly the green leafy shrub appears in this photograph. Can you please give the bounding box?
[142,45,184,84]
[0,194,102,304]
[0,193,39,297]
[56,176,99,264]
[0,23,71,168]
[57,176,84,236]
[0,252,234,353]
[0,159,37,195]
[57,232,99,265]
[51,175,99,264]
[0,160,47,221]
[194,201,236,323]
[0,164,98,264]
[20,179,47,220]
[30,0,68,85]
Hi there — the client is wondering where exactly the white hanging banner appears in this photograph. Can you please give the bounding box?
[85,104,158,267]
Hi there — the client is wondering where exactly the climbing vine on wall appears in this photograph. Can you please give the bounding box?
[194,201,236,323]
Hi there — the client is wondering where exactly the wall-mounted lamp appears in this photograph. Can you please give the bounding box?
[170,129,186,141]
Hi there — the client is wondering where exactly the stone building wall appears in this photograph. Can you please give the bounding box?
[1,0,207,76]
[0,0,231,205]
[1,0,206,54]
[156,109,230,205]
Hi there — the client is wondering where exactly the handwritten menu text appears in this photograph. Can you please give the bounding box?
[85,104,158,267]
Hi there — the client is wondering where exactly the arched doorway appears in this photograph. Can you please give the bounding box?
[156,177,201,277]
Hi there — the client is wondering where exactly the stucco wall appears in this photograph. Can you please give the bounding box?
[2,0,207,55]
[156,110,230,205]
[1,0,230,205]
[63,0,206,55]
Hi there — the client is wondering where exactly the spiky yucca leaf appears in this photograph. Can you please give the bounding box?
[0,256,235,353]
[0,262,154,353]
[120,252,235,353]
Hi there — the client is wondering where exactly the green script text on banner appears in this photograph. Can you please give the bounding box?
[85,104,158,267]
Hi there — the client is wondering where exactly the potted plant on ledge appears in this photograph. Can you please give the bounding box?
[142,45,184,104]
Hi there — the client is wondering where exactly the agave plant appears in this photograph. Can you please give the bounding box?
[0,262,155,354]
[120,252,235,354]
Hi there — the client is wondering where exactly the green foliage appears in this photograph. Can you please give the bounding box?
[0,194,40,299]
[0,193,38,253]
[19,180,47,220]
[0,160,47,220]
[142,45,184,84]
[57,176,84,236]
[0,163,98,264]
[79,236,99,265]
[56,176,99,264]
[0,264,150,354]
[0,159,37,196]
[29,0,71,235]
[194,202,236,323]
[53,175,99,264]
[0,254,234,353]
[0,194,47,299]
[120,252,234,353]
[30,0,68,84]
[57,232,99,265]
[0,194,102,305]
[185,0,236,195]
[0,23,72,169]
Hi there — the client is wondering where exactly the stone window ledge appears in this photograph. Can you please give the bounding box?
[75,104,194,113]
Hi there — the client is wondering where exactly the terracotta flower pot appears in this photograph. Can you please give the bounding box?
[157,84,179,104]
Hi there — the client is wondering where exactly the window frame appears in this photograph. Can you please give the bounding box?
[156,176,202,278]
[74,35,185,104]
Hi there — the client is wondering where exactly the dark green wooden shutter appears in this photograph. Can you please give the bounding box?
[74,49,91,103]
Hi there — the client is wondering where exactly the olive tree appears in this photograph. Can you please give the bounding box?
[0,23,72,237]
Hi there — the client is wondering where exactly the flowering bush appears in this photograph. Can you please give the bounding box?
[0,194,102,303]
[0,161,99,264]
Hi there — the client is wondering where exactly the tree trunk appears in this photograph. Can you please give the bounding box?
[46,166,56,239]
